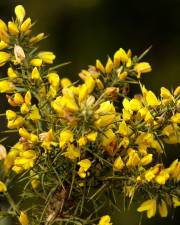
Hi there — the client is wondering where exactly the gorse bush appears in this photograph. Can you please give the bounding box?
[0,5,180,225]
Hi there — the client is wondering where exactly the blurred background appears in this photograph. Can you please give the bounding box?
[0,0,180,224]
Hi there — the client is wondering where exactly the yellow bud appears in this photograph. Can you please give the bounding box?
[13,93,24,105]
[48,73,60,88]
[171,113,180,124]
[140,154,153,166]
[25,91,31,105]
[38,51,56,64]
[113,156,124,171]
[174,86,180,97]
[31,67,41,80]
[105,57,113,74]
[146,90,160,108]
[19,127,31,140]
[30,58,42,67]
[0,40,8,50]
[15,5,26,23]
[96,79,104,89]
[0,51,10,67]
[118,71,128,80]
[158,200,168,217]
[19,212,29,225]
[20,18,31,33]
[137,199,156,218]
[0,80,15,93]
[28,105,41,121]
[172,196,180,208]
[7,67,18,78]
[96,59,105,73]
[155,170,169,185]
[78,84,88,103]
[20,103,29,114]
[0,181,7,192]
[30,33,45,43]
[86,132,97,142]
[160,87,173,99]
[0,144,7,160]
[8,21,19,35]
[0,19,7,31]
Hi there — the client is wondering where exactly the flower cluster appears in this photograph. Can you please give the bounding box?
[0,5,179,225]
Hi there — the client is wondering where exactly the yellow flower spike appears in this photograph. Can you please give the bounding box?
[105,57,113,74]
[7,116,24,129]
[28,105,41,121]
[25,91,32,105]
[172,196,180,208]
[20,103,29,114]
[38,51,56,64]
[0,144,7,160]
[158,200,168,217]
[7,67,18,78]
[0,181,7,192]
[113,156,124,171]
[0,40,8,50]
[30,58,43,67]
[6,110,17,121]
[96,59,105,73]
[0,51,10,67]
[48,72,60,88]
[98,215,112,225]
[30,33,45,43]
[174,86,180,96]
[155,169,169,185]
[59,129,74,149]
[15,5,26,23]
[20,17,31,33]
[64,144,80,160]
[86,131,97,142]
[140,154,153,166]
[14,45,26,64]
[134,62,152,78]
[31,67,41,80]
[8,21,19,35]
[19,212,29,225]
[13,93,24,105]
[171,113,180,124]
[145,90,160,108]
[61,78,72,88]
[137,199,156,218]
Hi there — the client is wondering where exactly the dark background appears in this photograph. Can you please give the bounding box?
[0,0,180,224]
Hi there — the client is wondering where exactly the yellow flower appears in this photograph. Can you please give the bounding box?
[8,21,19,35]
[6,110,17,121]
[126,149,140,168]
[25,91,32,105]
[86,131,97,142]
[59,129,74,149]
[145,90,160,108]
[95,101,116,128]
[7,67,18,78]
[7,116,24,129]
[0,40,8,50]
[160,87,173,100]
[174,86,180,97]
[61,78,72,88]
[172,196,180,208]
[114,48,128,66]
[98,215,112,225]
[31,67,41,80]
[118,71,128,80]
[0,80,15,93]
[38,51,56,64]
[113,156,124,171]
[105,57,113,74]
[15,5,26,23]
[20,18,31,33]
[77,159,92,178]
[171,113,180,124]
[28,105,41,121]
[96,59,105,73]
[0,144,7,160]
[134,62,152,78]
[84,76,95,93]
[78,136,87,146]
[48,72,60,88]
[137,199,156,218]
[0,19,7,31]
[19,212,29,225]
[101,129,116,155]
[140,154,153,166]
[21,103,29,114]
[129,98,142,111]
[0,51,10,67]
[158,200,168,217]
[118,121,132,136]
[30,33,45,43]
[30,58,42,67]
[13,93,24,105]
[0,181,7,192]
[64,144,80,160]
[155,169,169,185]
[144,165,161,182]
